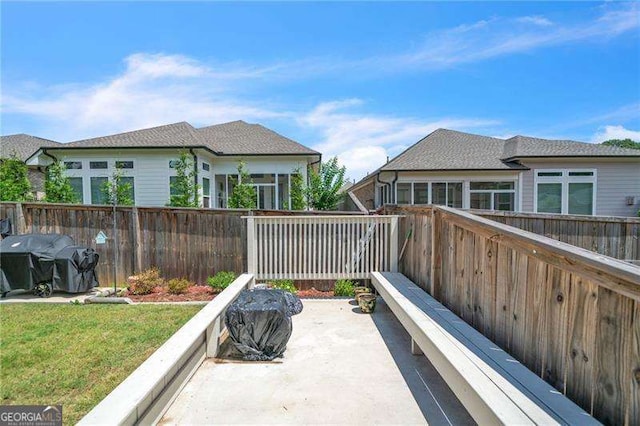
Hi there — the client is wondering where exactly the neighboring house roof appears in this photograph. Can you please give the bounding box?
[502,135,640,160]
[198,121,319,155]
[381,129,528,172]
[351,128,640,191]
[1,134,61,161]
[33,120,319,157]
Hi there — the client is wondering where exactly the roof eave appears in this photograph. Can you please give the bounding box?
[502,154,640,162]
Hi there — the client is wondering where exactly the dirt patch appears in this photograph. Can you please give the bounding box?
[296,287,334,299]
[127,285,217,302]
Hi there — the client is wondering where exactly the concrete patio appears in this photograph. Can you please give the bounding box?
[159,299,475,425]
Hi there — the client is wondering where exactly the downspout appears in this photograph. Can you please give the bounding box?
[375,171,398,206]
[42,148,58,163]
[189,149,199,207]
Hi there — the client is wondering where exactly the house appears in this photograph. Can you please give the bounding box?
[348,129,640,217]
[22,120,320,209]
[0,133,61,199]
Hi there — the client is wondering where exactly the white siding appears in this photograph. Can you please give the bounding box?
[521,159,640,217]
[53,149,311,208]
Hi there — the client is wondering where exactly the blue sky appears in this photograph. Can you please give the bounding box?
[2,1,639,179]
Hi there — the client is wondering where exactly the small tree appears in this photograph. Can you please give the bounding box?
[168,151,200,207]
[228,160,257,209]
[289,168,306,210]
[45,161,78,203]
[0,155,32,202]
[101,168,134,206]
[306,157,346,211]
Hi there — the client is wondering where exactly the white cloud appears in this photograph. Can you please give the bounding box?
[301,99,500,180]
[390,3,639,69]
[516,16,554,27]
[1,53,287,140]
[592,125,640,142]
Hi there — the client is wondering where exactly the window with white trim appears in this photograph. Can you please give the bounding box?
[469,181,516,211]
[535,169,596,215]
[432,182,463,208]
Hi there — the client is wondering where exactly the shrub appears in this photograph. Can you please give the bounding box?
[207,271,236,291]
[334,279,355,297]
[128,268,164,295]
[167,278,191,295]
[268,279,297,294]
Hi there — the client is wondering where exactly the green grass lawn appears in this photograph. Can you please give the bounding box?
[0,303,203,424]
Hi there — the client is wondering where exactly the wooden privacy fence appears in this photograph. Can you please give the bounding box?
[246,215,399,280]
[472,209,640,264]
[0,202,359,285]
[386,204,640,426]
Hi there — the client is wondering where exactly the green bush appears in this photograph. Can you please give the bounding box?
[207,271,236,291]
[128,268,164,295]
[167,278,191,295]
[268,279,297,294]
[334,279,355,297]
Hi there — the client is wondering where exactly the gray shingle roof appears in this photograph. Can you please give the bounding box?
[503,135,640,159]
[1,134,61,161]
[37,120,318,157]
[58,122,203,149]
[381,129,528,171]
[198,120,319,155]
[380,129,640,173]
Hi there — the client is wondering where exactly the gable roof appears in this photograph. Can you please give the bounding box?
[380,129,528,172]
[1,134,61,161]
[198,121,319,155]
[502,135,640,160]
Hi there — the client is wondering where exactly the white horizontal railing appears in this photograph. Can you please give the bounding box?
[78,274,254,426]
[245,215,399,280]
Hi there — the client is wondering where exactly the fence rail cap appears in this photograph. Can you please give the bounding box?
[241,215,403,219]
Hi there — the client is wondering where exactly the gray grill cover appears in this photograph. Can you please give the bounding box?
[0,234,99,294]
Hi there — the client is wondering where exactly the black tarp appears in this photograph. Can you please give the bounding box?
[0,234,99,295]
[225,289,303,361]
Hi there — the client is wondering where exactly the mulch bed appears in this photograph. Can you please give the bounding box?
[126,285,337,302]
[126,285,216,302]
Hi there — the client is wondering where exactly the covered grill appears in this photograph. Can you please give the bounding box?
[0,234,99,297]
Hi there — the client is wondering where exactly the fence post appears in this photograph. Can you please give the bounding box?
[15,202,27,234]
[430,208,441,296]
[247,216,256,274]
[390,216,399,272]
[131,207,143,274]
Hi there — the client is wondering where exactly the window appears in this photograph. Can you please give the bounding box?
[215,175,228,208]
[169,176,179,197]
[277,174,290,209]
[537,183,562,213]
[64,161,82,170]
[203,177,211,208]
[89,161,108,169]
[469,181,516,211]
[69,177,84,203]
[202,163,210,172]
[115,161,134,169]
[120,176,135,203]
[397,183,411,204]
[432,182,462,208]
[535,169,595,215]
[413,183,428,204]
[568,182,593,215]
[90,177,108,204]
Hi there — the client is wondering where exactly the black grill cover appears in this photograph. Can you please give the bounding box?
[225,289,303,361]
[0,218,11,239]
[0,234,99,294]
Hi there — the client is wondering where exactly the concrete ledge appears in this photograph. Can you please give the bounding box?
[78,273,254,426]
[371,272,557,425]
